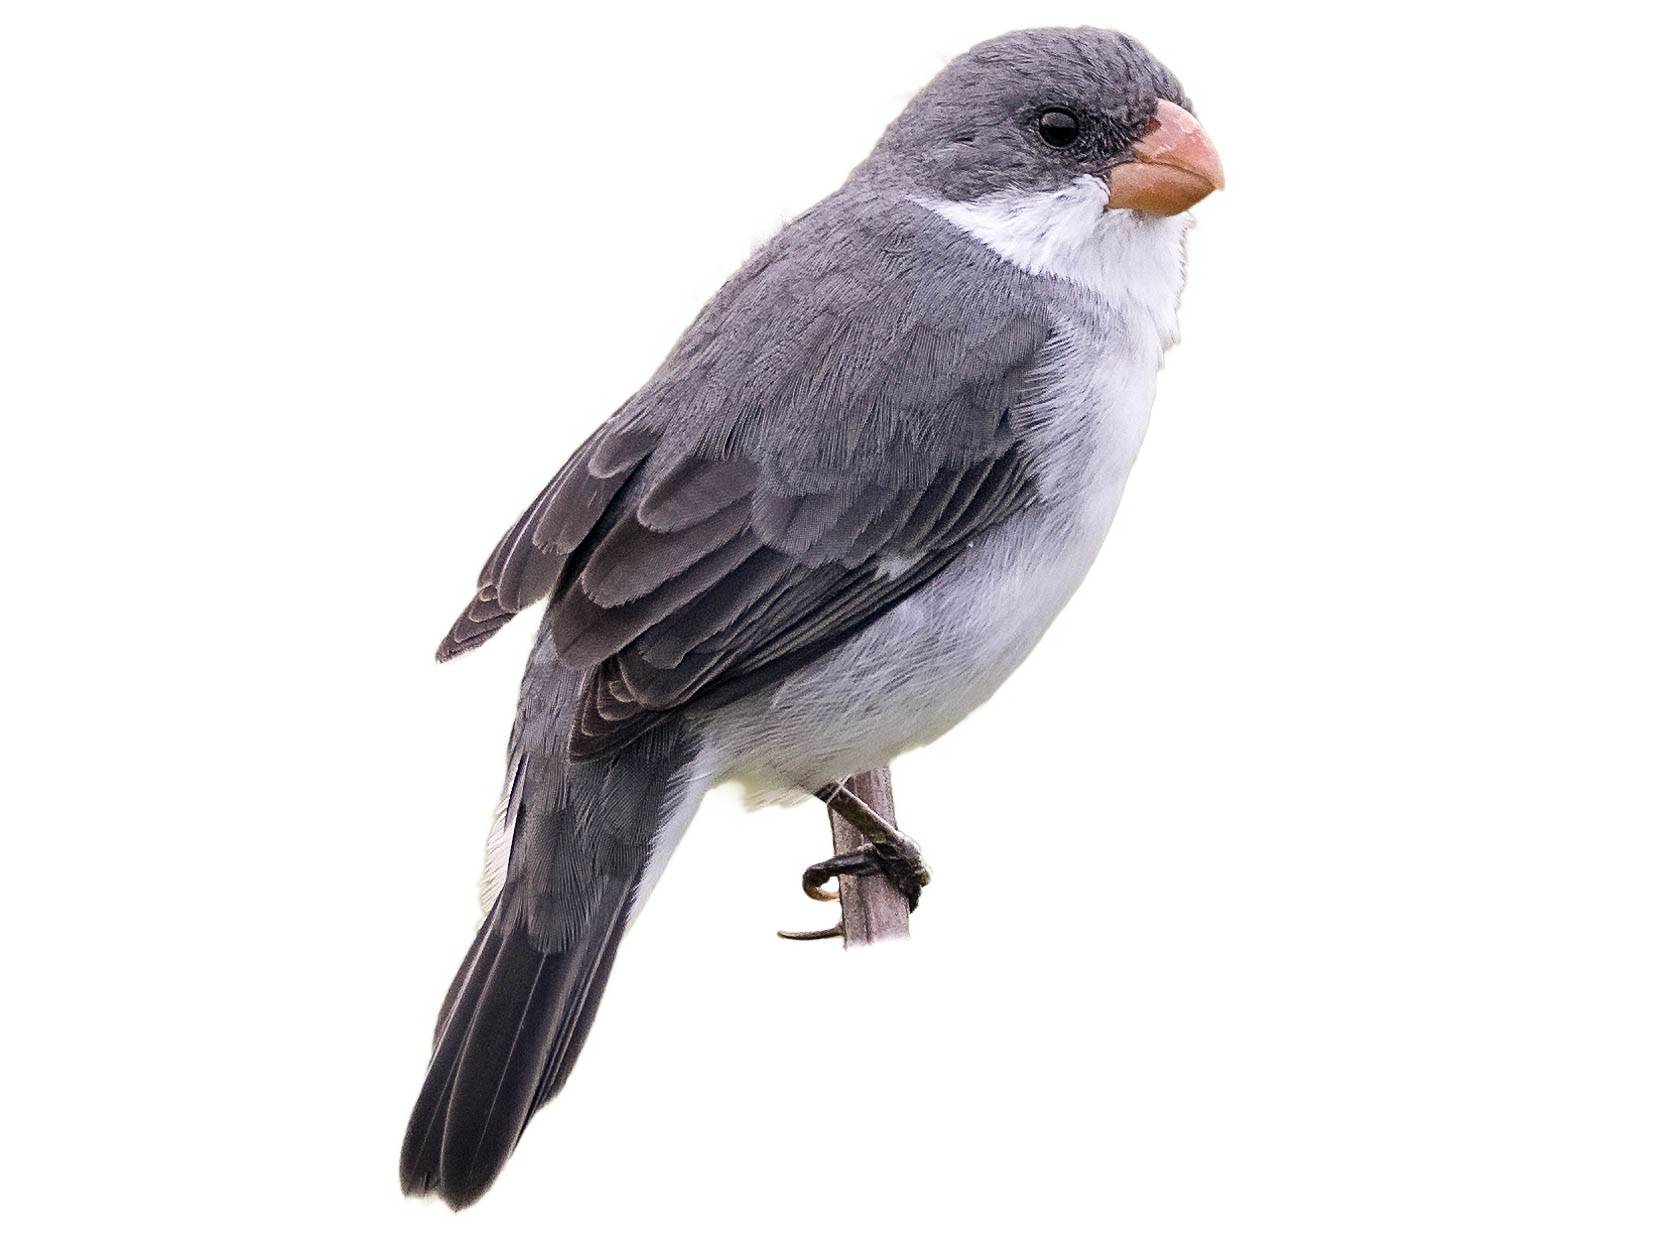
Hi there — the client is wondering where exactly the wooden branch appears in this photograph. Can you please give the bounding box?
[827,767,911,945]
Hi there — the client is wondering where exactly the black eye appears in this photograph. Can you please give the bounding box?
[1037,109,1079,148]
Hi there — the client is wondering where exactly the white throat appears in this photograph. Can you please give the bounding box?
[918,175,1190,348]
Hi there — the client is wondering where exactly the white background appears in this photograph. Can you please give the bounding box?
[3,1,1662,1245]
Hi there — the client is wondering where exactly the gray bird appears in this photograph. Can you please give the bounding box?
[401,26,1223,1207]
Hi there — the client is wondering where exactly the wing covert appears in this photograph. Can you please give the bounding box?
[435,195,1058,756]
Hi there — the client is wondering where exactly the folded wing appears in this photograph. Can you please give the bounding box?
[436,198,1056,759]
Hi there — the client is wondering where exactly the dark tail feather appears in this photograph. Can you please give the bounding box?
[402,650,698,1208]
[400,910,504,1194]
[399,884,632,1209]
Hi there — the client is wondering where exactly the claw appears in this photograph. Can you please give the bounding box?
[801,847,883,903]
[777,923,844,941]
[795,840,927,915]
[782,777,931,940]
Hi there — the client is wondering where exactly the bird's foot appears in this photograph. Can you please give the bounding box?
[776,782,930,940]
[797,838,930,907]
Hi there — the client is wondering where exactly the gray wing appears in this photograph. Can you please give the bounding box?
[438,196,1055,758]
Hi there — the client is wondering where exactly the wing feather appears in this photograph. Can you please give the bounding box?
[435,195,1058,752]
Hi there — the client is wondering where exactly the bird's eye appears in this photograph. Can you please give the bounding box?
[1037,109,1080,148]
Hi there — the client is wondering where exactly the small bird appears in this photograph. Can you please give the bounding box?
[401,26,1222,1207]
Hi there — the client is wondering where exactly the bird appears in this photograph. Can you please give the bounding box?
[400,25,1222,1208]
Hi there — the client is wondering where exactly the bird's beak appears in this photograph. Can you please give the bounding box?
[1105,99,1225,216]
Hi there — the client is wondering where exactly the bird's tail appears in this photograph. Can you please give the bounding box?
[398,884,635,1209]
[401,662,703,1209]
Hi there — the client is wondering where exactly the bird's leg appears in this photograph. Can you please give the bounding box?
[777,777,931,942]
[805,780,931,909]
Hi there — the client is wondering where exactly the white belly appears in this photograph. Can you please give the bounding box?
[706,197,1186,801]
[708,336,1156,800]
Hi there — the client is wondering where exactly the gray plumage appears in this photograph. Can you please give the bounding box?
[402,653,697,1201]
[404,26,1213,1208]
[438,192,1052,759]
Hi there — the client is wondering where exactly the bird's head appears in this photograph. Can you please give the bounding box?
[864,27,1222,217]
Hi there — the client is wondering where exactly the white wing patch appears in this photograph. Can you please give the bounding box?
[478,751,525,914]
[874,552,919,581]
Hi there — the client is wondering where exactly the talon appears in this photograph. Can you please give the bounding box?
[803,876,840,902]
[800,857,841,902]
[782,779,932,940]
[795,840,928,914]
[777,923,844,941]
[800,847,884,904]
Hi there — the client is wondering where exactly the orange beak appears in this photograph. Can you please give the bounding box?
[1105,99,1225,216]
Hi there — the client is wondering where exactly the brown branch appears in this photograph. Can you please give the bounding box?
[826,766,910,945]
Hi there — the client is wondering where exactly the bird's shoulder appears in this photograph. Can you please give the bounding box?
[616,189,1057,492]
[434,190,1062,711]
